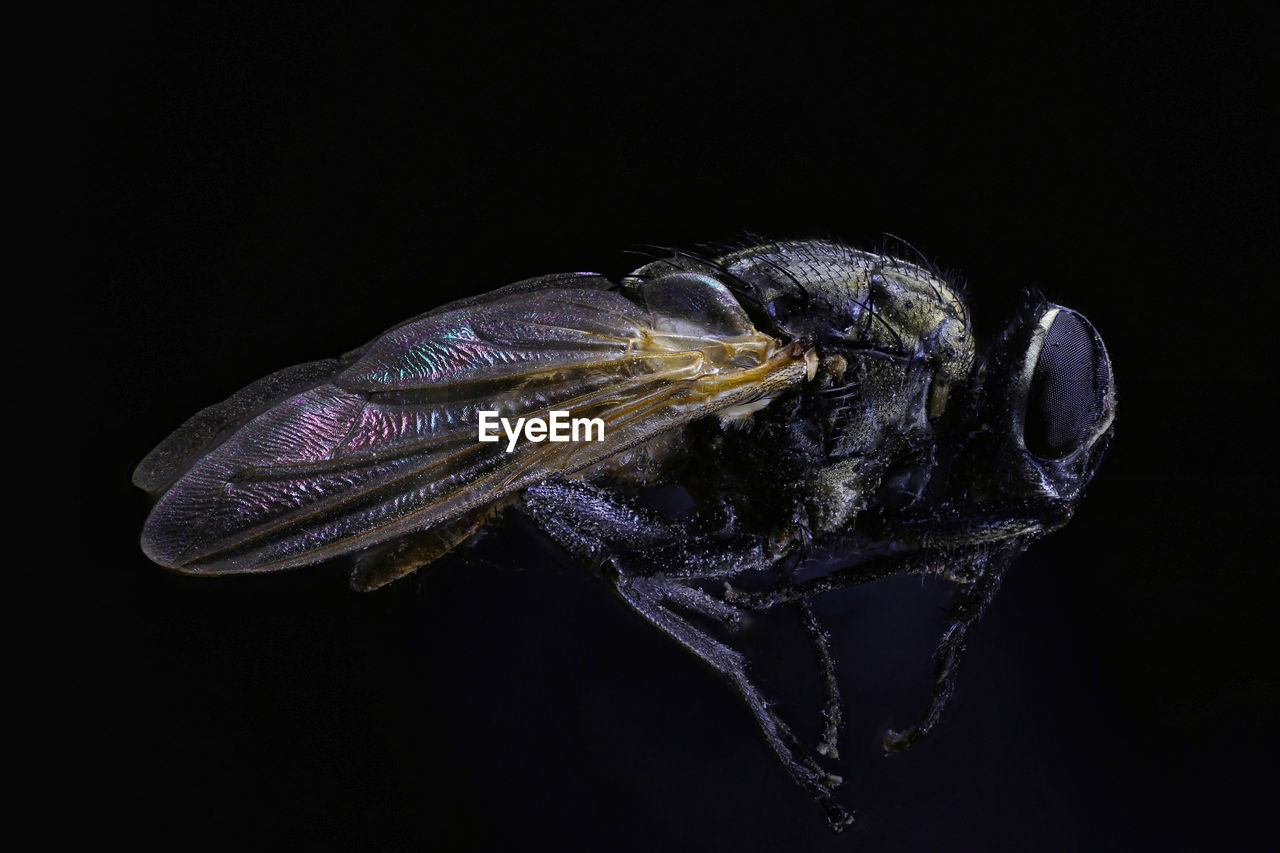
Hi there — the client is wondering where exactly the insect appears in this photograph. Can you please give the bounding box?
[135,239,1115,829]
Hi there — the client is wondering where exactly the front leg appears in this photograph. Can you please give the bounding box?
[882,550,1013,752]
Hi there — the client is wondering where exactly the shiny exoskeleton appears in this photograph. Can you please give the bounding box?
[136,239,1116,829]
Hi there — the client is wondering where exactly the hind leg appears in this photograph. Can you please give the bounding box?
[522,480,776,581]
[523,480,854,830]
[611,569,853,830]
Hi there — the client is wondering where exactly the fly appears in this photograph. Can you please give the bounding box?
[135,239,1116,829]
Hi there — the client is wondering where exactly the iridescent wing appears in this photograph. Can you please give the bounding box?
[137,271,809,576]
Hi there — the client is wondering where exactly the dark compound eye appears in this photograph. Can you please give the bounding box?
[1024,310,1111,458]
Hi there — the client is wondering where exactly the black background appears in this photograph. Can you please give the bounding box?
[74,4,1272,851]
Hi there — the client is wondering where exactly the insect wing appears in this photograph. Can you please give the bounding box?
[132,358,351,495]
[139,272,807,575]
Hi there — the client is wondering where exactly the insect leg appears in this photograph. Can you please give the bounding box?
[882,558,1008,753]
[644,574,751,630]
[726,540,1015,611]
[799,601,843,759]
[730,545,1019,753]
[725,557,912,611]
[612,570,855,831]
[522,480,680,563]
[523,480,774,582]
[526,479,854,822]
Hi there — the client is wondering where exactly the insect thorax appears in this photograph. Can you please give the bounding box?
[711,242,975,534]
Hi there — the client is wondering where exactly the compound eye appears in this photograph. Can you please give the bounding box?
[1024,310,1111,458]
